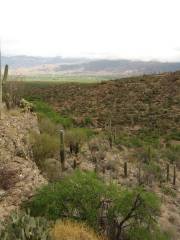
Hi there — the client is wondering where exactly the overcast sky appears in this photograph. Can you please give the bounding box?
[1,0,180,61]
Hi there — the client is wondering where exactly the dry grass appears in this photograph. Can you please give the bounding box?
[51,220,105,240]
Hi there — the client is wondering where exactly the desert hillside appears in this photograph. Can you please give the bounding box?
[0,71,180,240]
[21,71,180,133]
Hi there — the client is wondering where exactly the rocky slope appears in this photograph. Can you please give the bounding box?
[0,109,46,220]
[21,71,180,133]
[83,141,180,240]
[0,108,179,239]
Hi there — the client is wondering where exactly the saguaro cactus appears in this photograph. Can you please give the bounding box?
[137,164,141,185]
[3,64,8,84]
[166,163,170,182]
[74,142,79,156]
[113,127,117,141]
[107,119,113,148]
[147,146,152,162]
[94,157,98,173]
[0,50,2,119]
[73,158,77,169]
[60,130,65,171]
[124,162,128,177]
[173,165,176,186]
[0,63,9,119]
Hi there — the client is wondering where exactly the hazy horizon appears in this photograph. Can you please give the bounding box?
[1,0,180,62]
[2,54,180,63]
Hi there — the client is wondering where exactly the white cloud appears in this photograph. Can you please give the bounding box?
[1,0,180,61]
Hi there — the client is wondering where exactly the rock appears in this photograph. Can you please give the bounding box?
[0,110,47,221]
[0,190,6,199]
[19,98,34,112]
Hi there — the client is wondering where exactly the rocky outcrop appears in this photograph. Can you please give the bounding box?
[0,109,47,220]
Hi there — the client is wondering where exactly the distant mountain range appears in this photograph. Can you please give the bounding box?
[2,56,89,68]
[2,55,180,76]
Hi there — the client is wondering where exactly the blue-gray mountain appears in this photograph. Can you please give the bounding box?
[2,56,180,76]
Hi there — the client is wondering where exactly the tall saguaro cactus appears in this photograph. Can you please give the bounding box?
[0,48,2,119]
[124,162,128,177]
[3,64,8,84]
[0,50,9,119]
[60,130,65,171]
[166,163,170,182]
[173,165,176,186]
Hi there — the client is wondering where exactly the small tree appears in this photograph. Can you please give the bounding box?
[108,188,164,240]
[25,171,166,240]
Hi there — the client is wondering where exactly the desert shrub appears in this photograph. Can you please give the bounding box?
[65,128,93,153]
[108,188,163,240]
[83,116,93,126]
[114,130,160,149]
[88,133,109,152]
[0,210,51,240]
[51,220,104,240]
[25,171,113,229]
[66,128,93,143]
[3,80,26,109]
[30,132,59,166]
[134,147,164,184]
[104,159,119,172]
[127,227,170,240]
[135,146,160,164]
[161,185,177,198]
[114,133,144,148]
[162,145,180,167]
[42,158,62,182]
[137,128,161,148]
[38,116,60,136]
[166,129,180,141]
[88,136,108,164]
[25,171,164,240]
[0,167,18,190]
[142,161,164,183]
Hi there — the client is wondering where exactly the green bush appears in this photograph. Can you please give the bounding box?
[84,116,93,126]
[24,171,165,240]
[65,128,94,152]
[114,133,140,148]
[30,132,59,166]
[134,147,163,183]
[108,188,161,239]
[161,185,177,198]
[31,100,73,128]
[137,129,160,148]
[65,128,87,145]
[127,227,170,240]
[163,145,180,166]
[166,129,180,141]
[25,171,112,229]
[0,210,51,240]
[114,130,160,149]
[38,116,60,136]
[143,161,164,183]
[135,146,160,163]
